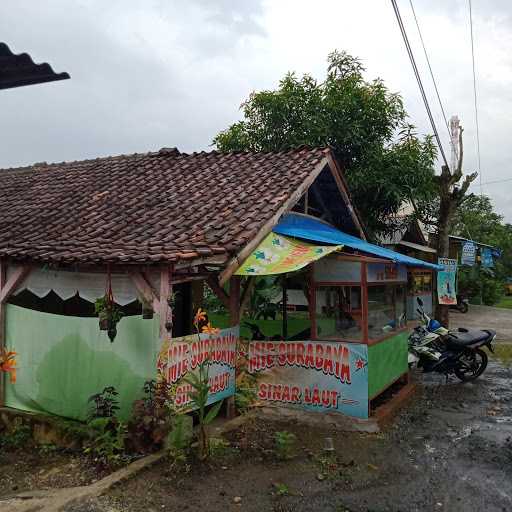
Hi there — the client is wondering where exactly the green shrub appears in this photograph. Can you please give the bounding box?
[274,431,296,460]
[0,421,32,449]
[83,417,126,466]
[166,414,192,463]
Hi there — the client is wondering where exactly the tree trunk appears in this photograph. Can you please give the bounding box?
[435,187,454,327]
[433,121,477,327]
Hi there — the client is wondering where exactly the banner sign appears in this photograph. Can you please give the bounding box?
[367,263,407,283]
[235,232,342,276]
[481,247,494,268]
[247,340,369,419]
[461,241,476,266]
[157,326,239,411]
[437,258,457,305]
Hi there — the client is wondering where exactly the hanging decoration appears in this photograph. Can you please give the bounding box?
[94,266,123,342]
[0,347,17,383]
[437,258,457,305]
[461,241,476,266]
[235,232,342,276]
[481,247,494,268]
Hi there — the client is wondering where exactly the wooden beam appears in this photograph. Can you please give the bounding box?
[207,275,230,310]
[310,181,335,224]
[219,158,331,285]
[128,270,160,312]
[0,265,31,305]
[174,255,229,270]
[324,152,367,240]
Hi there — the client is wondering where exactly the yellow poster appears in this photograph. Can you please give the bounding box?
[235,232,342,276]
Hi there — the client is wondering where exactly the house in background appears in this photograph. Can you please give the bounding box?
[380,216,436,320]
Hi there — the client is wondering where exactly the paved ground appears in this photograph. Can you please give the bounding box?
[450,304,512,341]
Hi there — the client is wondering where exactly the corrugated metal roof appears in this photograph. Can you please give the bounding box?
[274,213,443,271]
[398,240,437,254]
[0,42,69,90]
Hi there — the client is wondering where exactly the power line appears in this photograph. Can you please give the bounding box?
[408,0,456,161]
[469,0,483,194]
[480,177,512,186]
[390,0,449,169]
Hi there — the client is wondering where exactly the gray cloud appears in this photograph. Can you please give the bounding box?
[0,0,510,223]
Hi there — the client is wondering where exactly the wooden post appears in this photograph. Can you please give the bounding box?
[0,262,31,406]
[361,262,369,343]
[308,266,317,340]
[0,260,6,406]
[282,274,288,340]
[239,277,255,318]
[228,276,241,326]
[226,275,241,418]
[159,266,172,339]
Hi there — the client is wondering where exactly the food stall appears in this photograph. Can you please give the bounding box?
[238,213,441,420]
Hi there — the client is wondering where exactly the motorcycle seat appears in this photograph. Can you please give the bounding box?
[448,329,492,346]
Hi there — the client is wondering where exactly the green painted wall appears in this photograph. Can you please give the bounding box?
[5,304,160,421]
[367,331,408,398]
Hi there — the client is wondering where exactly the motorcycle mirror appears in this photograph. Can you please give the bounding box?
[417,297,424,307]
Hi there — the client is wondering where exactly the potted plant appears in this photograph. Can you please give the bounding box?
[95,295,123,342]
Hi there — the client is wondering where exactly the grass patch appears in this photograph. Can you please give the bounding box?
[496,296,512,309]
[492,343,512,367]
[209,313,310,339]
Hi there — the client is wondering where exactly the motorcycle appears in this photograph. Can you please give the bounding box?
[408,298,495,382]
[449,294,469,314]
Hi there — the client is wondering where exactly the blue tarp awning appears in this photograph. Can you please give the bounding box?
[273,214,442,271]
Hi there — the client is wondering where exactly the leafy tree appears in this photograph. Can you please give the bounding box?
[213,50,437,236]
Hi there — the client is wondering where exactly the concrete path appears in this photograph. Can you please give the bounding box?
[450,304,512,341]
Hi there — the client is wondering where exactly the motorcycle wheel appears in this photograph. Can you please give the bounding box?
[458,303,469,314]
[454,348,488,382]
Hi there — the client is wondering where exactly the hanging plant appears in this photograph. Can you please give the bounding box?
[0,347,17,383]
[139,296,154,320]
[95,296,123,342]
[95,268,123,342]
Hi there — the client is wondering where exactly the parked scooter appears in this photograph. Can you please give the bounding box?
[408,298,495,381]
[449,294,469,314]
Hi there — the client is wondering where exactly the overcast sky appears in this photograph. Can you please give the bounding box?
[1,0,510,222]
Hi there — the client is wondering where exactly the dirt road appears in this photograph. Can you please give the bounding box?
[4,305,511,511]
[450,304,512,341]
[84,350,512,512]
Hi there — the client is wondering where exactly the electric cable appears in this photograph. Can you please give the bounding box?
[469,0,483,193]
[408,0,456,162]
[390,0,449,169]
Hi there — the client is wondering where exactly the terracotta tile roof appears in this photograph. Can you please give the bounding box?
[0,146,331,265]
